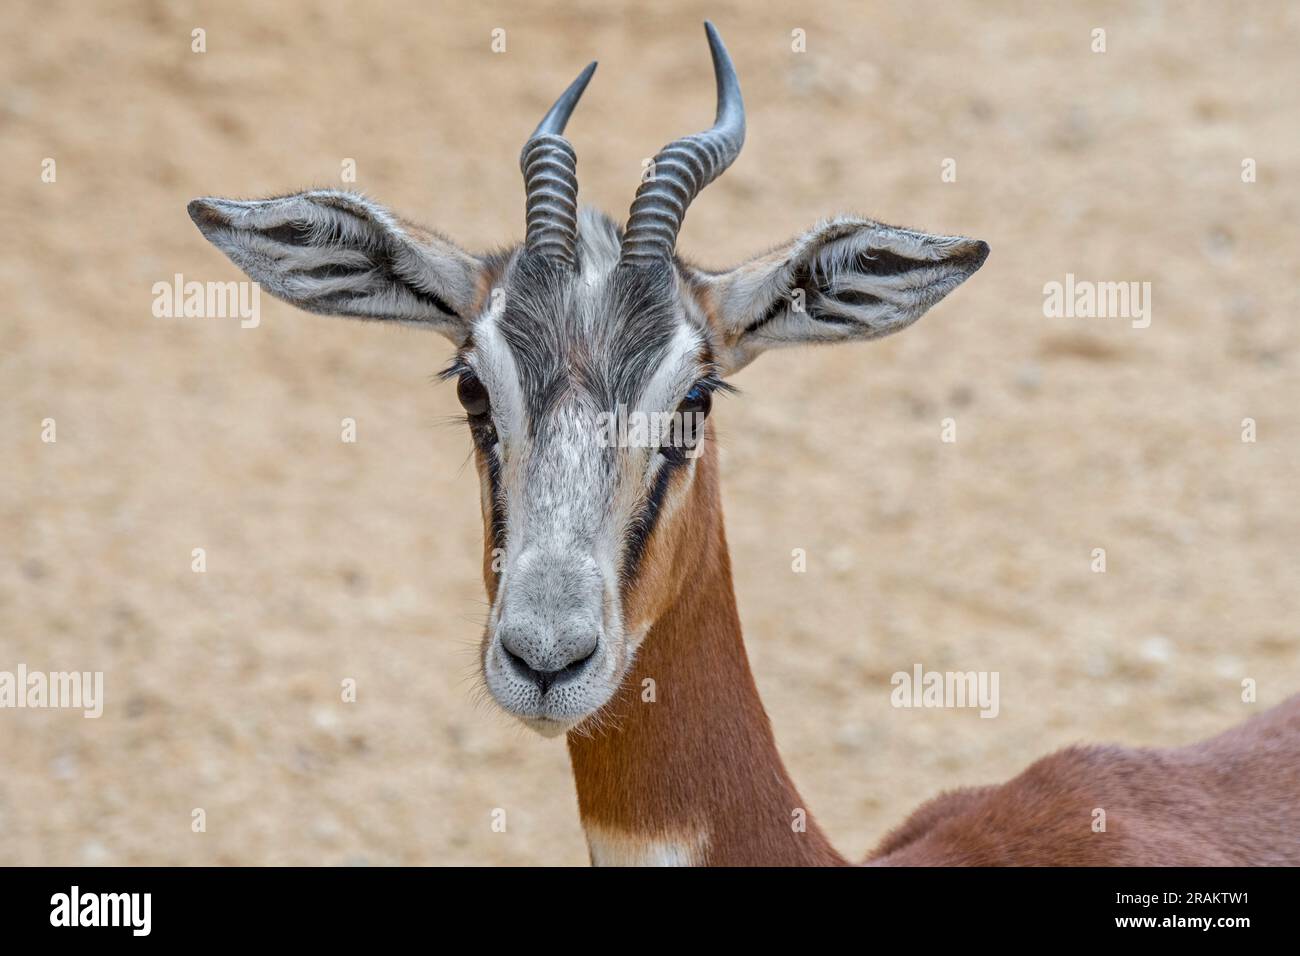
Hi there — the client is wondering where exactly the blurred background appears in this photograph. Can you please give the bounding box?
[1,0,1297,865]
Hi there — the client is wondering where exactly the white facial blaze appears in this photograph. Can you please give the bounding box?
[469,291,525,455]
[472,218,710,733]
[636,322,705,426]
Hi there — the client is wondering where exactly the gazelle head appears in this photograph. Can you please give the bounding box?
[189,23,988,737]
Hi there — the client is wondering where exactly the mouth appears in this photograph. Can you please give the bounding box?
[483,637,624,735]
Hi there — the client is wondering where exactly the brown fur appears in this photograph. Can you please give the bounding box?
[561,435,1300,866]
[567,442,845,865]
[871,699,1300,865]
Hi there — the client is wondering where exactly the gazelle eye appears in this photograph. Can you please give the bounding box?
[661,382,713,462]
[457,372,490,418]
[679,384,712,419]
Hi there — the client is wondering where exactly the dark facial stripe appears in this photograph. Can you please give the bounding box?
[484,446,507,556]
[621,457,680,587]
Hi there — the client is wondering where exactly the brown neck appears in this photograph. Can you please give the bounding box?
[566,451,846,866]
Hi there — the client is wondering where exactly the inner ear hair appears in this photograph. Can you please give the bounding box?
[186,190,483,341]
[696,217,989,373]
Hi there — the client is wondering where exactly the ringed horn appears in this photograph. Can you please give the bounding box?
[619,22,746,268]
[520,60,598,267]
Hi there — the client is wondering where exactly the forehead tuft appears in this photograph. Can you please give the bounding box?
[480,208,702,415]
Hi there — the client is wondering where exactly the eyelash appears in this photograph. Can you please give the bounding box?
[692,372,732,398]
[439,357,472,382]
[444,360,734,453]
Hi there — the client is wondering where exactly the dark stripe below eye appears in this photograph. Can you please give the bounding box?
[486,446,507,556]
[621,459,679,585]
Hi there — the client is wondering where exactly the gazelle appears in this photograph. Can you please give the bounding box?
[190,23,1300,866]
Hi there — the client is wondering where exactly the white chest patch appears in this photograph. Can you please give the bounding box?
[584,824,708,867]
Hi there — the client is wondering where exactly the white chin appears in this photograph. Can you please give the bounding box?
[521,716,577,738]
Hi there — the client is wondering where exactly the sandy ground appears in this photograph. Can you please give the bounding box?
[1,0,1297,865]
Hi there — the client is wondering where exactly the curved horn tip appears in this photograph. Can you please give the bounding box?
[703,21,732,66]
[701,22,743,129]
[570,59,599,97]
[616,23,746,267]
[532,60,598,138]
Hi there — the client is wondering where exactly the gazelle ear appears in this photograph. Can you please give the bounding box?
[187,190,484,343]
[696,217,989,373]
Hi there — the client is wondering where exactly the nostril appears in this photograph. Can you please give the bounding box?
[500,643,538,682]
[500,639,597,695]
[557,643,597,680]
